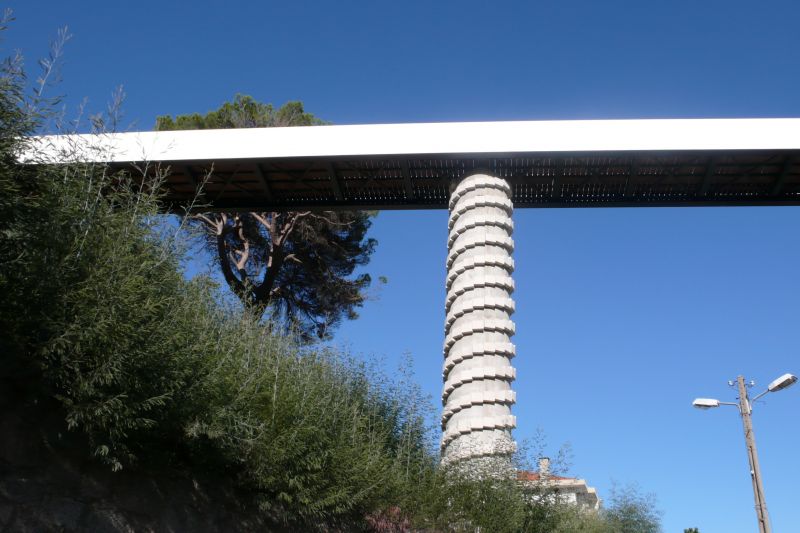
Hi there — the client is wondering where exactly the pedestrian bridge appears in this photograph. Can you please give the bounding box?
[25,118,800,211]
[23,117,800,464]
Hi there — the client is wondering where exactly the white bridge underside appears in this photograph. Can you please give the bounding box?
[25,118,800,162]
[23,117,800,212]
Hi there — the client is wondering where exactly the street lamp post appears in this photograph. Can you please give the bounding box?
[692,372,797,533]
[734,376,769,533]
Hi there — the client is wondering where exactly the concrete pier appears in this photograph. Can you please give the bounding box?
[442,173,517,464]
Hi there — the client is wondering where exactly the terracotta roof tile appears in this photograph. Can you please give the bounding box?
[517,470,574,482]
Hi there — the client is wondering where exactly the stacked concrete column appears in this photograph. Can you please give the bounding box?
[441,172,517,465]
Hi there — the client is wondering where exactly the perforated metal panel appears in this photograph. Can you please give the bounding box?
[130,150,800,212]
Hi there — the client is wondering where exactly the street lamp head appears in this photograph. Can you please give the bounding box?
[693,398,720,409]
[767,373,798,393]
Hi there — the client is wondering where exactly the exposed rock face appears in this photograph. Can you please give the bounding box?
[0,390,275,533]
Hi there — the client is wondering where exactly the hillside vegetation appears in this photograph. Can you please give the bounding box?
[0,35,661,532]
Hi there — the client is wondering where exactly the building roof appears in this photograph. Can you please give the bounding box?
[518,469,601,510]
[517,471,574,482]
[23,118,800,211]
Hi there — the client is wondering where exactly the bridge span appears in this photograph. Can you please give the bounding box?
[26,117,800,464]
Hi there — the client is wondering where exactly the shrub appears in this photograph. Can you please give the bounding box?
[0,40,433,528]
[0,27,663,531]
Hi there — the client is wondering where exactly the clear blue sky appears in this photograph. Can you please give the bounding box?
[8,2,800,531]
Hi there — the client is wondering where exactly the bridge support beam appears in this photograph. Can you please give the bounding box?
[441,172,517,467]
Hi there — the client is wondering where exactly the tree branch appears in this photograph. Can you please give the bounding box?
[216,227,246,300]
[306,211,354,227]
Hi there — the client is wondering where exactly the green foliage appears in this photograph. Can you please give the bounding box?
[403,467,662,533]
[0,138,430,526]
[1,31,664,531]
[409,468,562,533]
[2,144,211,469]
[0,148,425,519]
[188,339,435,525]
[600,484,662,533]
[156,94,327,130]
[0,45,428,527]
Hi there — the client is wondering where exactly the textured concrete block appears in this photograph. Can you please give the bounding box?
[442,173,517,465]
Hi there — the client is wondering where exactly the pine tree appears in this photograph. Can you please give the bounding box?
[157,95,376,339]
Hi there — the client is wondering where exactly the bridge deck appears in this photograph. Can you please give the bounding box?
[25,118,800,210]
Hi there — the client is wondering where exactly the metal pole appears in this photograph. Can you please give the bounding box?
[736,375,771,533]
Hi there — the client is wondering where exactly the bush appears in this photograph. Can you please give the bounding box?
[0,28,663,531]
[0,145,435,528]
[0,42,432,529]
